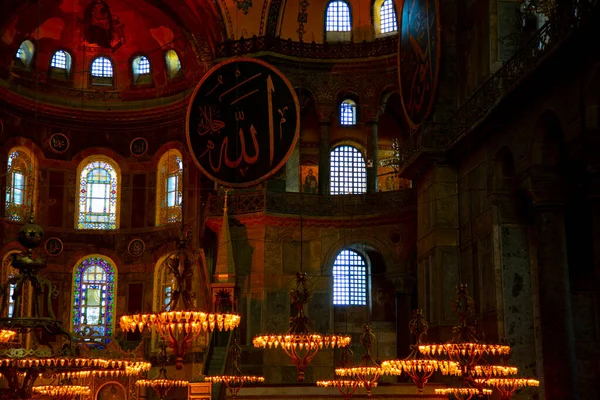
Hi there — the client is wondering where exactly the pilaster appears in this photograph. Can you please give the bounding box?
[523,166,579,399]
[316,105,334,196]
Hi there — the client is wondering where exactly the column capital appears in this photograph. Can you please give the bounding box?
[522,165,565,208]
[316,105,335,124]
[363,104,384,124]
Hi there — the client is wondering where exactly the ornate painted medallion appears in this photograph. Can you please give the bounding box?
[398,0,441,128]
[186,58,300,188]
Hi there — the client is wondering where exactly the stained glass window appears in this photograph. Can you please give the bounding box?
[333,249,367,306]
[340,99,356,125]
[156,151,183,225]
[5,148,35,222]
[72,256,116,344]
[165,50,182,79]
[326,1,352,31]
[330,145,367,195]
[77,158,119,230]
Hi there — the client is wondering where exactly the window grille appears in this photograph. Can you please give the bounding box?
[91,57,113,77]
[326,1,352,31]
[380,0,398,33]
[51,50,68,69]
[330,145,367,195]
[333,249,367,306]
[340,99,356,125]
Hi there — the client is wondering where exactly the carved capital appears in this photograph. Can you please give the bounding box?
[316,105,335,124]
[363,105,384,123]
[522,166,565,208]
[585,165,600,199]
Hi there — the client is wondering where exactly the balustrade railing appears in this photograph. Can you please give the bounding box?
[216,35,398,59]
[397,0,598,167]
[207,190,414,217]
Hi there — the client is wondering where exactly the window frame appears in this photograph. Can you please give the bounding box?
[14,40,35,70]
[152,255,177,349]
[71,255,117,346]
[164,49,183,80]
[324,0,353,42]
[339,98,357,126]
[76,156,121,230]
[329,144,367,195]
[156,151,183,226]
[4,147,36,223]
[332,248,369,307]
[90,56,114,87]
[377,0,398,36]
[49,49,73,81]
[131,54,153,86]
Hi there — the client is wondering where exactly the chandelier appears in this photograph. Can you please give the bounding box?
[136,342,189,400]
[253,273,351,382]
[317,345,372,399]
[205,337,264,399]
[418,285,511,380]
[418,284,538,399]
[381,310,460,394]
[0,217,149,399]
[32,384,91,400]
[121,233,240,369]
[334,325,389,397]
[434,387,493,399]
[486,378,540,400]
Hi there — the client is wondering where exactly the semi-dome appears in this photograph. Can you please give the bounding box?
[0,0,223,108]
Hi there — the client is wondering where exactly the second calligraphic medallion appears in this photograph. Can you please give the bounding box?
[398,0,441,129]
[186,58,300,187]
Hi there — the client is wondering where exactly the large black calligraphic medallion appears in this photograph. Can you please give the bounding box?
[398,0,441,129]
[186,58,300,187]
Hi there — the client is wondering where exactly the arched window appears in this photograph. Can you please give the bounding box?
[15,40,34,69]
[340,99,356,125]
[91,57,113,86]
[156,151,183,225]
[165,50,182,79]
[154,256,176,313]
[2,252,20,318]
[132,55,151,84]
[152,255,176,349]
[330,145,367,195]
[333,249,367,306]
[72,255,117,344]
[50,50,71,71]
[379,0,398,34]
[5,148,36,222]
[76,157,120,230]
[326,1,352,32]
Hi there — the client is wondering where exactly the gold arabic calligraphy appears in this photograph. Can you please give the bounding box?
[196,70,288,176]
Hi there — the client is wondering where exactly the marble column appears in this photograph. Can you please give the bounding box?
[317,106,333,195]
[526,169,579,399]
[364,105,382,194]
[366,121,378,193]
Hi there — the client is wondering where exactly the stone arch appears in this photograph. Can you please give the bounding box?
[321,232,393,277]
[530,109,566,168]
